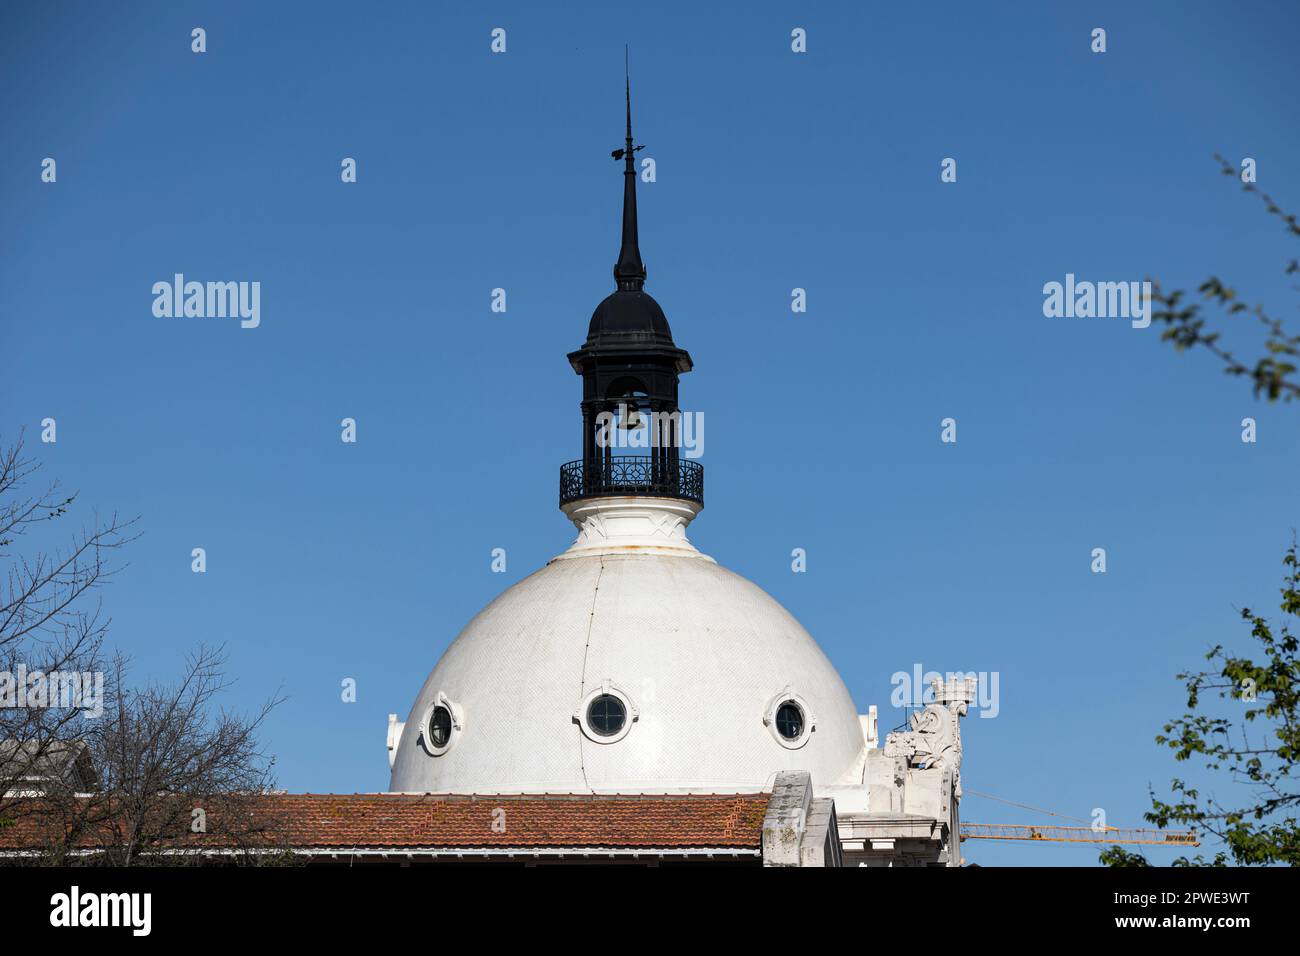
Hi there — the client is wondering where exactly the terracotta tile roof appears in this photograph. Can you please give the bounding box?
[0,792,772,852]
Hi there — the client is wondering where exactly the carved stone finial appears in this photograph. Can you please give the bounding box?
[883,675,977,789]
[933,676,976,710]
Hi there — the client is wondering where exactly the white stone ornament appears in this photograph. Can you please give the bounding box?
[386,714,405,770]
[883,677,975,799]
[558,496,706,561]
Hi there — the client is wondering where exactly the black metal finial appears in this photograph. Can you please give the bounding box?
[612,46,646,290]
[610,47,642,164]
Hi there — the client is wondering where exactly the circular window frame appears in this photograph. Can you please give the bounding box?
[575,681,638,744]
[420,691,463,757]
[763,688,814,750]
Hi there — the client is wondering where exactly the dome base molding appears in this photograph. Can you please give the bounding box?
[555,496,713,562]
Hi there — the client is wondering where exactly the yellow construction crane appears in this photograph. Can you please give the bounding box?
[961,823,1199,845]
[960,790,1199,846]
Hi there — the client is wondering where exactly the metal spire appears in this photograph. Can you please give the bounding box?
[612,47,646,290]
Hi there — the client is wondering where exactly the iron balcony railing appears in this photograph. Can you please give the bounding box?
[559,457,703,506]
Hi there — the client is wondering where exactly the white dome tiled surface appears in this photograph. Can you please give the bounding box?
[389,546,866,794]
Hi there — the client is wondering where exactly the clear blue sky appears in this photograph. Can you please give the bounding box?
[3,1,1298,865]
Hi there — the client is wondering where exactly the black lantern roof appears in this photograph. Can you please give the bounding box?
[586,288,673,343]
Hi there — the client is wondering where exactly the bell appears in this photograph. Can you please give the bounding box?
[619,402,642,430]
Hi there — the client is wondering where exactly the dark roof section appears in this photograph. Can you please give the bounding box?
[587,289,674,343]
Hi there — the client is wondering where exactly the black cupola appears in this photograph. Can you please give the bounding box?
[559,64,701,507]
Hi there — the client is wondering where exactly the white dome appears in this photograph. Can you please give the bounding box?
[389,498,866,794]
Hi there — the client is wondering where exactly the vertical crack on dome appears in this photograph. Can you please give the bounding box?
[576,555,605,792]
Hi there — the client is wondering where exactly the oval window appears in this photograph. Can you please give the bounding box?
[775,701,804,741]
[427,704,453,749]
